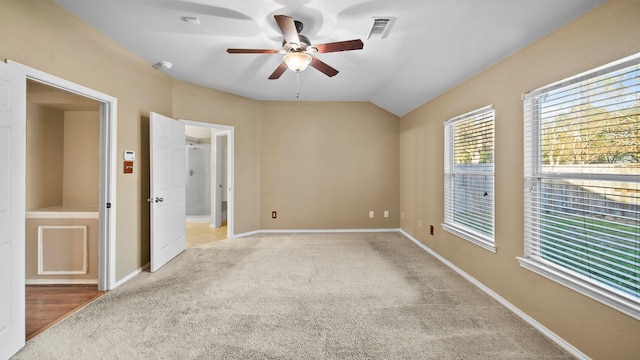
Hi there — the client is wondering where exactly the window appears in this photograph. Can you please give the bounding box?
[521,54,640,320]
[444,105,495,252]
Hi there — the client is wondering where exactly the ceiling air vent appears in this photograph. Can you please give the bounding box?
[367,17,395,40]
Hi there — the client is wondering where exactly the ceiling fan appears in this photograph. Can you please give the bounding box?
[227,15,364,79]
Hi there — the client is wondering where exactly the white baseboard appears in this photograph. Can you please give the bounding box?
[234,229,261,238]
[186,216,210,223]
[112,262,149,289]
[235,228,401,238]
[399,230,589,360]
[26,279,98,285]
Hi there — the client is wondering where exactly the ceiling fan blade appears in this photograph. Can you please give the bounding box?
[268,62,288,80]
[274,15,301,47]
[310,57,339,77]
[227,48,280,54]
[312,39,364,53]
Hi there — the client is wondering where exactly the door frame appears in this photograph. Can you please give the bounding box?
[213,133,226,228]
[0,60,27,360]
[180,119,235,239]
[8,60,118,291]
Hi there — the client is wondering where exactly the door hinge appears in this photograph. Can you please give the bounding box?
[106,202,111,208]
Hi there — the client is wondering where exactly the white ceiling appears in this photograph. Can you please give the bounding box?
[52,0,605,117]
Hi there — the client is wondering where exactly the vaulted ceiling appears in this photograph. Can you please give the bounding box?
[53,0,605,116]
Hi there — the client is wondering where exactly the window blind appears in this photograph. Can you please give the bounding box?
[522,54,640,319]
[444,105,495,251]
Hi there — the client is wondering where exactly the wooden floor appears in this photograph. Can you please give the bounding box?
[186,222,228,248]
[26,284,104,340]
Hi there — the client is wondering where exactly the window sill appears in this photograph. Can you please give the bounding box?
[518,257,640,321]
[441,223,496,253]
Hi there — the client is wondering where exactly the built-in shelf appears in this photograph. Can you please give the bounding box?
[26,205,99,219]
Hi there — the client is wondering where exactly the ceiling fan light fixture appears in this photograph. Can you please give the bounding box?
[283,52,312,72]
[227,15,361,79]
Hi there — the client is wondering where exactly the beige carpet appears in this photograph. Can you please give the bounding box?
[12,232,573,359]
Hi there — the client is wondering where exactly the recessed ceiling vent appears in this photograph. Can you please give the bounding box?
[367,17,395,40]
[181,16,200,25]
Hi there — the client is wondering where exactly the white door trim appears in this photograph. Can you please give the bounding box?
[213,134,223,228]
[179,119,235,239]
[0,60,26,360]
[8,60,118,291]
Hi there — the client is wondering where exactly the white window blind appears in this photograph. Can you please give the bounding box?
[521,54,640,320]
[444,105,495,252]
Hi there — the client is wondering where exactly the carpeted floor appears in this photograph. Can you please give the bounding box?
[12,232,573,359]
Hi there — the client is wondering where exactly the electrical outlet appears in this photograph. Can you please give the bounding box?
[384,210,389,218]
[401,212,404,219]
[430,225,434,236]
[271,211,277,219]
[418,220,422,228]
[369,211,375,218]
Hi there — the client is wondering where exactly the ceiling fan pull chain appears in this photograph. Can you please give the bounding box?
[296,72,300,99]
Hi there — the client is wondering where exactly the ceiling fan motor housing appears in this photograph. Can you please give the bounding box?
[283,34,311,52]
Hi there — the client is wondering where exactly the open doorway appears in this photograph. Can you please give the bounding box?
[24,80,104,339]
[185,125,212,223]
[10,61,118,343]
[9,60,118,291]
[182,121,234,248]
[1,62,116,354]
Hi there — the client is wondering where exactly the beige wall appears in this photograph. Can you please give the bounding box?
[26,100,99,210]
[63,111,100,207]
[399,1,640,359]
[25,217,99,281]
[0,0,174,280]
[25,103,64,210]
[260,101,399,229]
[173,88,401,232]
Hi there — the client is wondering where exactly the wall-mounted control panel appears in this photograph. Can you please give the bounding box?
[123,150,135,173]
[124,150,135,161]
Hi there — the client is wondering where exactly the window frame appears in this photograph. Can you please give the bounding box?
[520,53,640,320]
[443,105,496,253]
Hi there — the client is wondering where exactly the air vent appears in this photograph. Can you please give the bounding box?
[367,17,395,40]
[181,16,201,25]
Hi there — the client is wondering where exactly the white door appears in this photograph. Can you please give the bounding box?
[0,62,26,359]
[150,112,186,272]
